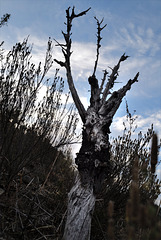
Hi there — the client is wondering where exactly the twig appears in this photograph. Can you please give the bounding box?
[26,177,34,189]
[93,17,107,76]
[40,151,60,189]
[99,69,108,95]
[31,225,55,231]
[56,210,67,232]
[18,211,24,229]
[36,234,56,240]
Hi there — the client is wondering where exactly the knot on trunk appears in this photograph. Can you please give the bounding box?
[85,110,111,151]
[88,75,99,88]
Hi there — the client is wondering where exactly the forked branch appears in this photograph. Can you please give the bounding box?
[93,17,107,76]
[99,72,139,117]
[54,7,91,123]
[88,18,107,109]
[101,53,129,104]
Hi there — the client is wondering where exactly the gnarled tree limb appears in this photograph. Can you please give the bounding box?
[101,53,129,104]
[54,7,91,123]
[66,65,87,123]
[93,17,107,76]
[99,72,139,117]
[88,17,107,110]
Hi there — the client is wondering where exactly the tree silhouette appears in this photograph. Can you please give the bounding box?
[55,7,139,240]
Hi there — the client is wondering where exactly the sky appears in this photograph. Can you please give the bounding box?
[0,1,161,165]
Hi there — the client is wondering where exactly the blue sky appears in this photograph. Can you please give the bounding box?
[1,0,161,152]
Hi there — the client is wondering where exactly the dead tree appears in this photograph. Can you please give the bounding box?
[54,7,139,240]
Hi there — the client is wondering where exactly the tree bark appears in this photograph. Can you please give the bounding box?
[62,115,111,240]
[63,175,95,240]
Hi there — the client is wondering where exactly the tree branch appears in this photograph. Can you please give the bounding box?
[54,7,90,123]
[101,53,129,104]
[87,18,107,110]
[99,72,139,117]
[70,6,91,19]
[54,59,66,67]
[93,17,107,76]
[99,69,108,95]
[66,66,87,123]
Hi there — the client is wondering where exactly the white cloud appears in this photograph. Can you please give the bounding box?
[115,24,161,58]
[111,110,161,139]
[80,96,90,110]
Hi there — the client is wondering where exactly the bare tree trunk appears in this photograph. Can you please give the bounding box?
[63,125,110,240]
[63,175,95,240]
[54,7,139,240]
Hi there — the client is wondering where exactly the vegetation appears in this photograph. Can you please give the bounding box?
[0,37,79,188]
[0,103,160,239]
[91,110,161,239]
[0,10,161,240]
[0,133,75,239]
[0,27,78,239]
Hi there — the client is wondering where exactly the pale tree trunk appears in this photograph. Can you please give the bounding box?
[63,175,95,240]
[54,6,139,240]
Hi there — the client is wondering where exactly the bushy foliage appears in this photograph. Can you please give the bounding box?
[0,38,79,188]
[0,36,77,239]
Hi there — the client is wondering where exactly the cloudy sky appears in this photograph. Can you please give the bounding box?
[1,0,161,156]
